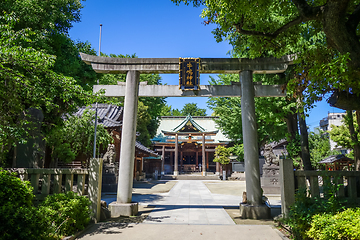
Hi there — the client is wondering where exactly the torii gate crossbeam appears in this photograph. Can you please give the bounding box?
[80,53,294,219]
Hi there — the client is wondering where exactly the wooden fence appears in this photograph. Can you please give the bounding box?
[295,170,360,202]
[280,159,360,216]
[10,168,89,200]
[7,158,103,222]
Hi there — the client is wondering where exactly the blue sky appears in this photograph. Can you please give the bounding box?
[69,0,344,131]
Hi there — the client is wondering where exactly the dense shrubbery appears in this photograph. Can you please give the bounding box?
[0,169,50,240]
[283,177,359,240]
[0,169,91,239]
[285,188,345,239]
[307,208,360,240]
[39,191,91,237]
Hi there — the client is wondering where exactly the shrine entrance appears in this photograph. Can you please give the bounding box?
[80,53,293,219]
[153,115,225,175]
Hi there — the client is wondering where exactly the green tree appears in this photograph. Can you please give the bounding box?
[46,110,113,163]
[136,102,152,147]
[214,145,231,165]
[207,74,291,151]
[172,0,360,110]
[181,103,207,116]
[308,129,340,169]
[0,14,95,165]
[160,103,207,116]
[160,104,182,116]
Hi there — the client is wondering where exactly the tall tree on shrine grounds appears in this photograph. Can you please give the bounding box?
[0,0,105,166]
[172,0,360,169]
[172,0,360,107]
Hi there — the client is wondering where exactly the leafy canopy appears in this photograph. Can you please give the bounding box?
[172,0,360,109]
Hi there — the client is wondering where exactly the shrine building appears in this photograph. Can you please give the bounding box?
[152,115,230,175]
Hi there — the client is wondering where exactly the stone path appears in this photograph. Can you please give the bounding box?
[142,180,241,225]
[78,180,287,240]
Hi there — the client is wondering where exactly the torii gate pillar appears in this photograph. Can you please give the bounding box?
[240,70,270,219]
[109,70,140,217]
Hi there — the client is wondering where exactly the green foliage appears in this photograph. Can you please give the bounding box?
[285,176,346,240]
[328,114,360,152]
[180,103,207,116]
[0,204,50,240]
[207,74,290,148]
[0,12,97,164]
[214,145,231,165]
[172,0,360,109]
[46,109,113,163]
[39,191,91,238]
[0,168,33,207]
[309,130,340,169]
[0,168,50,240]
[136,101,152,146]
[286,133,302,168]
[160,103,207,116]
[306,208,360,240]
[229,144,244,162]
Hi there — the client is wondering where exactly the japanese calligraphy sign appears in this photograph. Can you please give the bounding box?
[179,58,200,90]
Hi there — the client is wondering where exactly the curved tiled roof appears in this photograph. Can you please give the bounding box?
[172,115,206,132]
[73,104,123,128]
[73,104,157,157]
[135,141,158,157]
[318,154,353,164]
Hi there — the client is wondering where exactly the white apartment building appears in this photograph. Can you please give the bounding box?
[319,112,350,154]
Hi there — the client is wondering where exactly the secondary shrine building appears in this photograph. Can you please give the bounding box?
[152,115,230,174]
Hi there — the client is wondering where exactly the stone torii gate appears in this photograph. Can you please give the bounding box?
[80,53,293,219]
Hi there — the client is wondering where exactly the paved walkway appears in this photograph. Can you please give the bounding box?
[143,180,237,225]
[78,180,286,240]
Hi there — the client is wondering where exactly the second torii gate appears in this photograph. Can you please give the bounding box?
[80,53,293,219]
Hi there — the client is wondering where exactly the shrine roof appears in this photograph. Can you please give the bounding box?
[172,115,206,133]
[73,104,123,128]
[318,154,354,164]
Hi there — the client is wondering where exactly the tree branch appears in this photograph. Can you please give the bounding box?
[235,16,304,39]
[234,0,323,39]
[347,3,360,32]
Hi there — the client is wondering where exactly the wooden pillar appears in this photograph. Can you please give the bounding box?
[196,151,199,171]
[216,162,220,175]
[206,152,209,171]
[180,151,183,173]
[202,134,206,176]
[174,134,179,176]
[134,156,137,178]
[161,145,165,175]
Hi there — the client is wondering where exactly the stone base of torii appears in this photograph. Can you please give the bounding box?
[80,53,293,219]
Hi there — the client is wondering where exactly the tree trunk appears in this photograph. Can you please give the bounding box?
[285,109,298,141]
[298,110,313,170]
[347,110,360,170]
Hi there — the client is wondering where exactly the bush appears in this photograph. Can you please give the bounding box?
[0,169,91,239]
[0,168,33,207]
[284,183,345,240]
[0,205,50,240]
[39,191,91,238]
[0,168,50,240]
[307,208,360,240]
